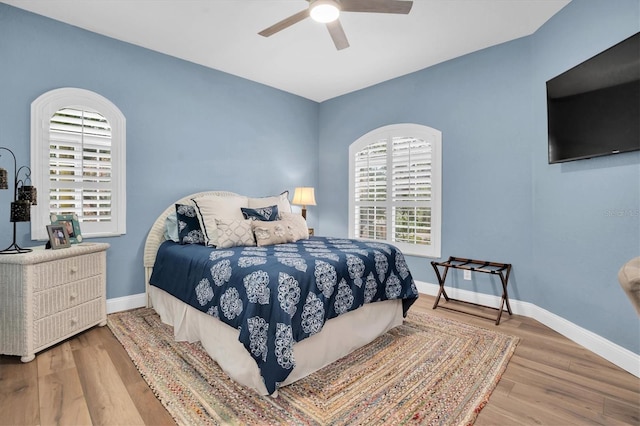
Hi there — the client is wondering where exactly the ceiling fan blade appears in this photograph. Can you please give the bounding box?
[340,0,413,14]
[258,9,310,37]
[326,19,349,50]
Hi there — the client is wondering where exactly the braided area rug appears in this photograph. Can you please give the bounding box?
[108,307,518,425]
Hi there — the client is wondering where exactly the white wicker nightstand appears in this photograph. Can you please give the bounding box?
[0,242,109,362]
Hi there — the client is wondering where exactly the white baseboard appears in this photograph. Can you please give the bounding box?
[106,293,147,314]
[107,285,640,378]
[415,281,640,378]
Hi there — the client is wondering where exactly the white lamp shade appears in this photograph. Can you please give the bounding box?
[310,0,340,23]
[292,187,317,206]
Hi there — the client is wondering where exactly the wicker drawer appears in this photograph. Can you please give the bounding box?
[33,276,103,320]
[0,243,109,362]
[34,298,104,350]
[33,252,105,291]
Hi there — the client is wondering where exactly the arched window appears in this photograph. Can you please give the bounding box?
[31,88,126,240]
[349,123,441,258]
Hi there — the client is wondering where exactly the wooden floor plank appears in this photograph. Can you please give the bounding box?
[604,396,640,425]
[472,404,519,426]
[510,355,640,406]
[570,356,640,394]
[36,342,92,425]
[36,341,76,378]
[0,357,40,426]
[475,391,581,426]
[38,369,93,425]
[96,326,176,426]
[73,343,146,426]
[506,374,611,424]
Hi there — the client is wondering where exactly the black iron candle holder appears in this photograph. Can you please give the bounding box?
[0,147,38,254]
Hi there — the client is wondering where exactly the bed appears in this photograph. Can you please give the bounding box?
[143,191,419,396]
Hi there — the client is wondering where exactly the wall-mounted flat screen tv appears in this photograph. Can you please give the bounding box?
[547,32,639,164]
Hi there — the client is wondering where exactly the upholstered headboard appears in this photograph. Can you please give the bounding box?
[143,191,239,306]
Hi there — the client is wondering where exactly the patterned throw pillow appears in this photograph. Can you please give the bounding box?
[280,212,309,241]
[251,214,309,247]
[248,191,292,215]
[251,221,291,247]
[241,205,279,221]
[192,195,249,247]
[215,219,256,248]
[176,204,205,245]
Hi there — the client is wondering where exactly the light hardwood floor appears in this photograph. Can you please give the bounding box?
[1,295,638,425]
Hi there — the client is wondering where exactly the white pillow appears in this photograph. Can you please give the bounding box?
[215,219,256,248]
[248,191,292,217]
[192,195,248,246]
[280,212,309,241]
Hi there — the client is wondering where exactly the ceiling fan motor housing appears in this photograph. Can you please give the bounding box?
[310,0,341,23]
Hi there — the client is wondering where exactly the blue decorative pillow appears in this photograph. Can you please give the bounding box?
[176,204,205,245]
[241,205,279,222]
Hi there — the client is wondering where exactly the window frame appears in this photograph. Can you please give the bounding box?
[30,88,126,240]
[348,123,442,258]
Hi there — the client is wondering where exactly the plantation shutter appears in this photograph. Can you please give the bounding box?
[354,140,388,240]
[391,136,432,245]
[49,108,113,223]
[353,136,433,246]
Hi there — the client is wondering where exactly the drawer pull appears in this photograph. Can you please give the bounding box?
[70,266,78,273]
[70,293,77,301]
[70,317,78,326]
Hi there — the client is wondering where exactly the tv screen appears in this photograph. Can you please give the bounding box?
[547,32,640,164]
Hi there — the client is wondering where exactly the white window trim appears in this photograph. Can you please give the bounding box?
[30,88,126,240]
[349,123,442,258]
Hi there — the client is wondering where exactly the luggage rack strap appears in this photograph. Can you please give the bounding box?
[438,256,510,273]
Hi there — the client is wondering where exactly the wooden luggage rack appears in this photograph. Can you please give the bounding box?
[431,256,512,325]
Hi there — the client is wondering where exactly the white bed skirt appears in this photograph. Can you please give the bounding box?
[149,286,404,396]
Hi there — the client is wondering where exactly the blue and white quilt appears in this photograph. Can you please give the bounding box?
[149,236,418,394]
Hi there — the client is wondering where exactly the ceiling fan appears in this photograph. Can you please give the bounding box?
[258,0,414,51]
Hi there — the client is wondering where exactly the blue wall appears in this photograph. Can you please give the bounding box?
[1,1,638,353]
[531,0,640,352]
[318,0,639,353]
[0,4,319,299]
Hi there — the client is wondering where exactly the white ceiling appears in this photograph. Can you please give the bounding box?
[3,0,571,102]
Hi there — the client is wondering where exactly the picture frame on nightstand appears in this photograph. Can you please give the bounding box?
[46,224,71,249]
[50,213,83,243]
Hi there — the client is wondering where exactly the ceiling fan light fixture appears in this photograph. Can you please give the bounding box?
[310,0,340,23]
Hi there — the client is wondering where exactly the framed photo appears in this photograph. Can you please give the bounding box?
[46,224,71,249]
[50,214,83,243]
